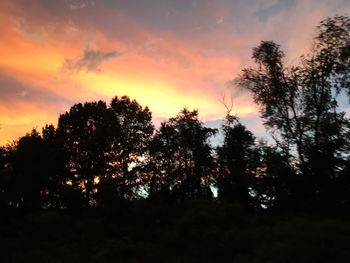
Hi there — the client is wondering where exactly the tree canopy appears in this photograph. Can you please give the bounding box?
[238,15,350,209]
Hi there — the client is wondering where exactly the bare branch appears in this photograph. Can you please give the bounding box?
[220,91,234,116]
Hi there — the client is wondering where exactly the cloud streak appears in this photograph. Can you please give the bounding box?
[62,48,122,73]
[0,72,71,106]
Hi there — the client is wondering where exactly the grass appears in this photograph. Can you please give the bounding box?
[1,200,350,262]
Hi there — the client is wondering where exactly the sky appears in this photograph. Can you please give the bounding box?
[1,0,350,145]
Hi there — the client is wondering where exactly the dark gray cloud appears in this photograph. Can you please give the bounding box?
[63,48,122,73]
[0,72,71,106]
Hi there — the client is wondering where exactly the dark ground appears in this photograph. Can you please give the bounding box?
[1,200,350,262]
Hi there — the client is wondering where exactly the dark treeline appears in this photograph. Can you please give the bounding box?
[1,16,350,214]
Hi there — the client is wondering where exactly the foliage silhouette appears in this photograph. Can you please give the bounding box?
[216,115,259,206]
[57,100,120,207]
[148,109,216,200]
[1,130,68,210]
[107,96,154,200]
[238,15,350,209]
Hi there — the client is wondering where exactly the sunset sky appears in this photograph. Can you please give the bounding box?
[1,0,350,145]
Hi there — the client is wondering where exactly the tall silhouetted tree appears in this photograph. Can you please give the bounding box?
[239,40,307,172]
[238,16,350,208]
[216,115,259,205]
[149,109,216,199]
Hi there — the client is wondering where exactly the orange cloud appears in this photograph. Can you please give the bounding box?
[2,0,349,145]
[0,1,256,145]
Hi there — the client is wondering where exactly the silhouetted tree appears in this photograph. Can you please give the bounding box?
[238,16,350,208]
[6,130,66,210]
[106,96,154,200]
[239,40,307,173]
[149,109,216,199]
[147,120,183,200]
[216,115,259,205]
[57,96,153,207]
[58,101,120,207]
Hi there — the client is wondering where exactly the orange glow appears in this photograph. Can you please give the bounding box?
[0,102,57,145]
[1,0,344,145]
[0,2,255,145]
